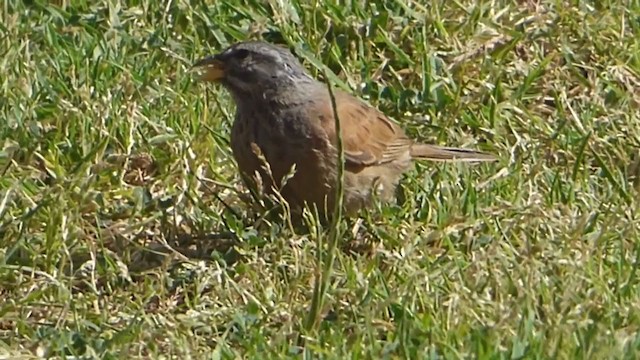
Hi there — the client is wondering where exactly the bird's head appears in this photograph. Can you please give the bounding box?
[192,41,311,98]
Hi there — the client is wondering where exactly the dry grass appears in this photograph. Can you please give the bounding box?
[1,0,639,358]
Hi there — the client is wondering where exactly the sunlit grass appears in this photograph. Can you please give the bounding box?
[1,0,639,358]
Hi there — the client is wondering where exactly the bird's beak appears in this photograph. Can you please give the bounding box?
[191,55,225,82]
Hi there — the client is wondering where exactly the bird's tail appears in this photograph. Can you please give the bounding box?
[409,144,497,162]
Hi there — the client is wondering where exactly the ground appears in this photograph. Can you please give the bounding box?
[1,0,639,358]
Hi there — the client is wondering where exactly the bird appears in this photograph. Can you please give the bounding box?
[192,41,496,217]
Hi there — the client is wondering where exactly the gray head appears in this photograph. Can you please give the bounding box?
[193,41,313,99]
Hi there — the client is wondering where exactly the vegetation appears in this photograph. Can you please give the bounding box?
[1,0,639,358]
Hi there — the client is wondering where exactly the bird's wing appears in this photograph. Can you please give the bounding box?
[310,89,496,166]
[311,89,413,168]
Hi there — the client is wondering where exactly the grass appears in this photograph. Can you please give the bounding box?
[1,0,640,358]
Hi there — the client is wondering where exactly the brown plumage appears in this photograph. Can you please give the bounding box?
[193,41,496,216]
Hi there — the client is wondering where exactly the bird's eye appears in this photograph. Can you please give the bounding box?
[234,49,250,60]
